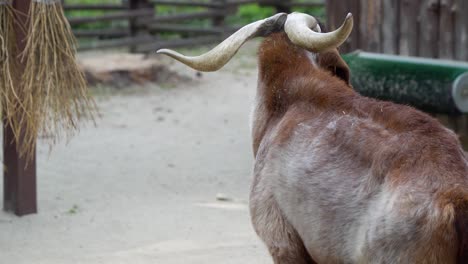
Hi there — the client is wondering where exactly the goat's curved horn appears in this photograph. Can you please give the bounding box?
[157,13,287,72]
[285,12,353,52]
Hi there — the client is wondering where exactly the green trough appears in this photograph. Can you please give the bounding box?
[342,51,468,115]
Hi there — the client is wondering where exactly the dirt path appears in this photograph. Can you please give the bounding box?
[0,44,272,263]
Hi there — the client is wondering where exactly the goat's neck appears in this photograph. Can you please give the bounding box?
[251,33,353,155]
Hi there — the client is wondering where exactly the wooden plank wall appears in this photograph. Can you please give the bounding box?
[326,0,468,61]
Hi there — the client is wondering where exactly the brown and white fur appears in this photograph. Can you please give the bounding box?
[249,32,468,264]
[158,13,468,263]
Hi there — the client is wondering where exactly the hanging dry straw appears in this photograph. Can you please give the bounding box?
[0,0,21,135]
[16,0,96,158]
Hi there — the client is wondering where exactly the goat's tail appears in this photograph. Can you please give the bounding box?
[440,190,468,263]
[453,194,468,262]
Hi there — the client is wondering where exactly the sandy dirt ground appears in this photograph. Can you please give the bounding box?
[0,43,272,263]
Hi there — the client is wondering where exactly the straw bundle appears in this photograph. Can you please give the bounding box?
[0,0,20,134]
[16,0,96,158]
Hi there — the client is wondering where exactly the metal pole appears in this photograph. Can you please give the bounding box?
[3,0,37,216]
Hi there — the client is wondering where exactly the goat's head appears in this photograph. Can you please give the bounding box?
[283,13,352,84]
[157,13,353,80]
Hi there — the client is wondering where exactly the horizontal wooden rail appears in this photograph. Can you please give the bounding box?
[73,29,130,38]
[78,36,155,50]
[64,4,126,10]
[286,1,324,7]
[68,9,154,25]
[66,0,327,53]
[149,0,325,8]
[149,24,223,34]
[150,0,220,8]
[149,10,221,23]
[229,0,325,8]
[226,0,258,6]
[258,0,324,7]
[150,0,267,7]
[137,35,222,53]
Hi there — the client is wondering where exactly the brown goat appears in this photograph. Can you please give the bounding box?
[159,13,468,264]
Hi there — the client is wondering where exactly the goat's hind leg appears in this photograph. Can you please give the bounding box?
[250,192,316,264]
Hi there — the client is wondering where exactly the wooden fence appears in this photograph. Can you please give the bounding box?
[66,0,466,58]
[326,0,468,142]
[64,0,325,52]
[326,0,468,61]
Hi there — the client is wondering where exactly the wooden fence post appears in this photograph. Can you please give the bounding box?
[3,0,37,216]
[211,0,226,27]
[438,0,454,59]
[259,0,292,13]
[276,0,292,13]
[326,0,360,53]
[418,0,441,58]
[128,0,154,53]
[454,0,468,61]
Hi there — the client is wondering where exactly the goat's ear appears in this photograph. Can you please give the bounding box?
[317,49,350,85]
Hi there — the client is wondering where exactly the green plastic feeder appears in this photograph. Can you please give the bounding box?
[342,51,468,115]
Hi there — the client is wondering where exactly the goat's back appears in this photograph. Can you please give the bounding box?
[255,102,468,263]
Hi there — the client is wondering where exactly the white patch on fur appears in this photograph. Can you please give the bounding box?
[326,120,337,130]
[304,24,320,67]
[351,185,399,261]
[298,123,312,129]
[249,96,257,134]
[250,79,264,136]
[306,51,318,67]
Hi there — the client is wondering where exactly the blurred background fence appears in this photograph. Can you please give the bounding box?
[66,0,467,61]
[64,0,325,52]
